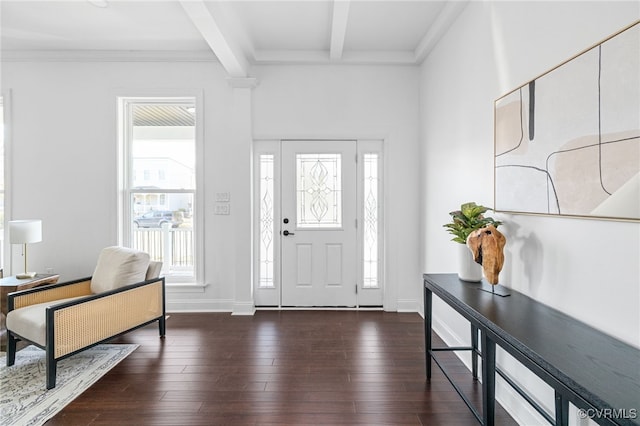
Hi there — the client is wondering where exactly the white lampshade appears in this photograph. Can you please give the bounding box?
[9,220,43,244]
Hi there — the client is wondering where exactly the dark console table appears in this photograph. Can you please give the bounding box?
[423,273,640,426]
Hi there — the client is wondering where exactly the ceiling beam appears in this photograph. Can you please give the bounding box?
[330,0,351,60]
[414,0,469,64]
[179,0,249,78]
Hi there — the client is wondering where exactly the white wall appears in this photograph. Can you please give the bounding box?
[1,59,422,312]
[252,65,422,311]
[420,2,639,424]
[2,60,239,308]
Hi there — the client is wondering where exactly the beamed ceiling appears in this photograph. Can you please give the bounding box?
[1,0,469,76]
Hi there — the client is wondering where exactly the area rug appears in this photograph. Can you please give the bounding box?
[0,344,138,426]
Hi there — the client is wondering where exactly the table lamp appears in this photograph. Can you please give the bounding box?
[9,219,42,279]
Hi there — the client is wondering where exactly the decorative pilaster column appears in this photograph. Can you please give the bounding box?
[228,77,258,315]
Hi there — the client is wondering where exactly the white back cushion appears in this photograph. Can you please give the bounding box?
[91,246,150,294]
[146,261,163,280]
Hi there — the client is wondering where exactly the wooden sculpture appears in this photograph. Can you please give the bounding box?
[466,224,506,285]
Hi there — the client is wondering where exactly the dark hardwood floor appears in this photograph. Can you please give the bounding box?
[47,311,516,425]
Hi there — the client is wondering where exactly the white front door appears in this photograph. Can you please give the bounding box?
[280,140,357,307]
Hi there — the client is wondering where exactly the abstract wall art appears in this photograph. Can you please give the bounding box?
[494,21,639,221]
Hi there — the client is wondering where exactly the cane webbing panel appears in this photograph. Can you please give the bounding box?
[13,280,92,310]
[53,280,163,359]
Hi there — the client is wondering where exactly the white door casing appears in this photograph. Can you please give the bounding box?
[253,139,383,308]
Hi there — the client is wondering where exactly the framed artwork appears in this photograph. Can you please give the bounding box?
[494,21,639,221]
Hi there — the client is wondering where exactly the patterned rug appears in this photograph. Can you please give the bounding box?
[0,344,138,426]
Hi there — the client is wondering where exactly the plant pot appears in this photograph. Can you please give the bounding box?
[457,243,482,282]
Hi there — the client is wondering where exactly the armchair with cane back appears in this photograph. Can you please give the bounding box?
[5,246,166,389]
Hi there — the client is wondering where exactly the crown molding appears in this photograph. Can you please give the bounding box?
[227,77,259,89]
[252,49,417,66]
[0,50,218,63]
[1,48,420,66]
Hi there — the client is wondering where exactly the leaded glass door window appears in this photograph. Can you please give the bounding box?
[296,153,342,228]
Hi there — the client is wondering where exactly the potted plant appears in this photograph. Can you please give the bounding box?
[443,202,502,281]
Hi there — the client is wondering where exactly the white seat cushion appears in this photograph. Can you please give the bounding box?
[6,296,86,346]
[91,246,150,294]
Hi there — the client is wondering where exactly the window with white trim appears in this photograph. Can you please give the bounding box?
[0,97,4,271]
[119,97,199,283]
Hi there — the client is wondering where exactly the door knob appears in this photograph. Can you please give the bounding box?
[283,230,295,236]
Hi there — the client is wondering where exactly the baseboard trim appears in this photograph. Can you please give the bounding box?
[396,298,421,313]
[232,301,256,316]
[167,298,233,312]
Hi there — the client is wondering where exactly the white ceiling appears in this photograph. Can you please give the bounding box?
[0,0,468,77]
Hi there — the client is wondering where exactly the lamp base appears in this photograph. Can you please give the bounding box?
[16,272,37,279]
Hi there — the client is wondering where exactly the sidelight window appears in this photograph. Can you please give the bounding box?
[363,153,379,289]
[258,154,275,288]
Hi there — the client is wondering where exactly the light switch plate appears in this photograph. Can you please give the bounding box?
[215,192,230,202]
[215,204,230,215]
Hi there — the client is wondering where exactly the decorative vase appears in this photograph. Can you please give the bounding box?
[457,243,482,282]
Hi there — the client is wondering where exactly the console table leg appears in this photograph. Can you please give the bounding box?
[481,332,496,426]
[554,391,569,426]
[471,324,479,380]
[424,288,432,379]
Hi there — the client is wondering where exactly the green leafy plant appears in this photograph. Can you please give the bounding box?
[443,202,502,244]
